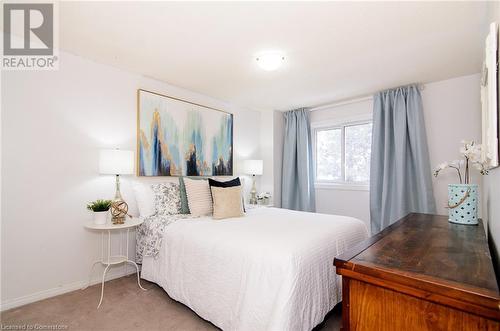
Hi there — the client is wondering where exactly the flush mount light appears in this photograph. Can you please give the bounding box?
[256,52,285,71]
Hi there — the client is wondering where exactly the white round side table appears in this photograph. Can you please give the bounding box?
[83,217,146,308]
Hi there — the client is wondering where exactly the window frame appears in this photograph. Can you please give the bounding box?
[312,115,372,191]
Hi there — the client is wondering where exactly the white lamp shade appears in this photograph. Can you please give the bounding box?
[243,159,263,175]
[99,149,134,175]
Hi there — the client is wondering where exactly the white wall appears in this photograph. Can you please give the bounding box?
[423,74,483,216]
[309,74,483,233]
[260,110,274,199]
[1,51,262,309]
[273,111,284,207]
[255,109,285,207]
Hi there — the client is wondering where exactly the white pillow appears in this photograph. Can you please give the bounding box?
[184,178,213,216]
[132,181,155,217]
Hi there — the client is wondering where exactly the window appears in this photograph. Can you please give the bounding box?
[314,121,372,186]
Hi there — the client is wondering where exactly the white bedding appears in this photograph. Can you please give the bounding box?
[141,207,368,331]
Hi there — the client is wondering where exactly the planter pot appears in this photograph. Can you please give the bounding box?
[448,184,478,225]
[93,211,109,225]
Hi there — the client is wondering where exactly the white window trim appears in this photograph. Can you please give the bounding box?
[312,114,372,191]
[315,182,369,191]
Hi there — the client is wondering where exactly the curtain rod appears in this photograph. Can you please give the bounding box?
[309,84,425,112]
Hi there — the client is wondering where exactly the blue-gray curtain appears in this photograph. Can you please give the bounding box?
[370,85,436,234]
[281,108,316,212]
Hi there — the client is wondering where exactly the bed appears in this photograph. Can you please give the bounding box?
[139,207,368,331]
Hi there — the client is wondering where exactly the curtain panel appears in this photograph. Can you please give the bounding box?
[370,85,436,234]
[281,108,316,212]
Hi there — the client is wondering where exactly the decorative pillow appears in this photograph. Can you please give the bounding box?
[132,181,155,217]
[183,178,213,216]
[208,177,246,212]
[178,177,204,214]
[151,182,181,215]
[211,186,244,220]
[208,177,241,187]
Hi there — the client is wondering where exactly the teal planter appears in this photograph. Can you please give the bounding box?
[448,184,478,225]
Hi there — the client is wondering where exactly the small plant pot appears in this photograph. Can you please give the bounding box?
[448,184,478,225]
[93,211,109,225]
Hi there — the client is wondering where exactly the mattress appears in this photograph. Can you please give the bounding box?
[141,207,368,331]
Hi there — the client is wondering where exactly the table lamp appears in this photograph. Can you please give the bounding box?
[99,149,134,224]
[244,159,263,204]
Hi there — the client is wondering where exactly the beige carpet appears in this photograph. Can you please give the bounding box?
[1,275,341,331]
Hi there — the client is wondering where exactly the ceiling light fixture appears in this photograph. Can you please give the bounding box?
[256,52,285,71]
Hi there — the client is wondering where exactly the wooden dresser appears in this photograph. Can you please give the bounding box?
[334,213,500,331]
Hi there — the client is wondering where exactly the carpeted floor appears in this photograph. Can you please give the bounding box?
[1,275,342,331]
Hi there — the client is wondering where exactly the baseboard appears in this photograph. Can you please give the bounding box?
[0,266,139,311]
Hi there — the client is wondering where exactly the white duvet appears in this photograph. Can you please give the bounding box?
[141,207,368,331]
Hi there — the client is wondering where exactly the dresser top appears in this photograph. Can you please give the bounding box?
[335,213,500,317]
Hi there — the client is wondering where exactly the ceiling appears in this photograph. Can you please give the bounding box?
[59,1,491,111]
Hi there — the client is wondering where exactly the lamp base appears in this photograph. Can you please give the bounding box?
[110,174,128,224]
[249,193,257,205]
[249,176,257,205]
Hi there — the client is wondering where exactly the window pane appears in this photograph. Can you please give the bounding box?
[345,123,372,182]
[316,129,342,181]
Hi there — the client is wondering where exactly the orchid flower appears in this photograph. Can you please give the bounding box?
[434,140,488,184]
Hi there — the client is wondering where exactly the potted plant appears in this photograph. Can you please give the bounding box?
[433,140,488,225]
[87,199,112,225]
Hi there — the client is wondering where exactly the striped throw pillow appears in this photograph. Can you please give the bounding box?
[183,178,213,216]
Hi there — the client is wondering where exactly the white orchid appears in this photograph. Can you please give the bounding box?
[449,159,465,168]
[434,140,488,184]
[473,162,489,175]
[438,162,449,170]
[460,139,473,145]
[434,162,447,175]
[460,141,481,161]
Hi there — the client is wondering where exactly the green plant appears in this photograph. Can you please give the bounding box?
[87,199,112,212]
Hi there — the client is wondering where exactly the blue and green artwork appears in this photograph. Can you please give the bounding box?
[138,90,233,176]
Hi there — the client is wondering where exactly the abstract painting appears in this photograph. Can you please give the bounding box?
[137,89,233,176]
